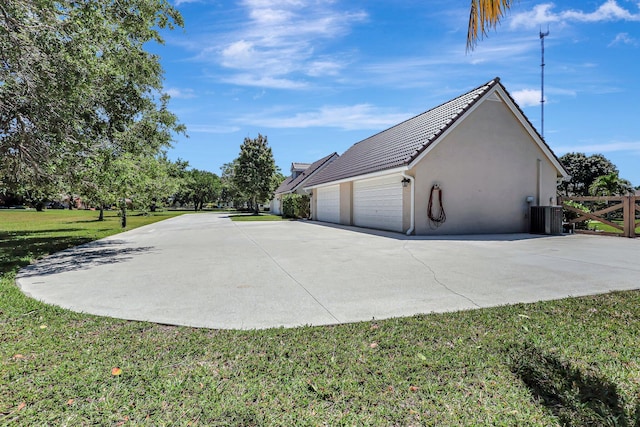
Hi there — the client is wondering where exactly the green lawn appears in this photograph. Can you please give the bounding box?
[1,210,639,425]
[229,213,289,221]
[586,220,640,235]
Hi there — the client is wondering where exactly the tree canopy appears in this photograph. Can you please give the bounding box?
[0,0,184,214]
[232,134,276,214]
[558,153,618,196]
[589,172,633,197]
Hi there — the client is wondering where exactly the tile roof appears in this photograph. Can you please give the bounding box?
[304,78,502,187]
[275,152,339,194]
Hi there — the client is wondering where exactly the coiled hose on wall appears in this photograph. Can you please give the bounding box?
[428,184,446,229]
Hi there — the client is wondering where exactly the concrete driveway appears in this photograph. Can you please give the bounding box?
[17,213,640,329]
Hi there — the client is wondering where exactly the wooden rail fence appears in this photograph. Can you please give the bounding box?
[558,195,639,238]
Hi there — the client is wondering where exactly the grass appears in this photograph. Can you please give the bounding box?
[229,213,290,221]
[2,210,640,425]
[586,220,640,234]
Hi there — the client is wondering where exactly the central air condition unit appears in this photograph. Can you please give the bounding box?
[530,206,563,235]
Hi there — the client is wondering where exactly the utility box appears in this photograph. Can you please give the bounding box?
[530,206,563,235]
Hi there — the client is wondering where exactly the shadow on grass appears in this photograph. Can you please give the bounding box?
[16,239,154,278]
[0,230,94,274]
[508,342,639,426]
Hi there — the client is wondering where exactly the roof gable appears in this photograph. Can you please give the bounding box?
[305,77,567,188]
[275,152,339,194]
[305,78,501,187]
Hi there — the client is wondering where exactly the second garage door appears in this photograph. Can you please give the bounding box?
[316,185,340,224]
[353,175,403,232]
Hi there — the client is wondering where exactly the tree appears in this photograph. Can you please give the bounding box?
[589,172,633,197]
[271,167,287,193]
[0,0,183,201]
[467,0,517,51]
[219,160,243,208]
[179,169,221,211]
[558,153,618,197]
[233,134,276,214]
[74,96,185,223]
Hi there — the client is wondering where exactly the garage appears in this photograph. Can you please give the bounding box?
[353,175,403,232]
[316,185,340,224]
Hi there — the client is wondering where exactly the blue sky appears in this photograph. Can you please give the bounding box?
[152,0,640,186]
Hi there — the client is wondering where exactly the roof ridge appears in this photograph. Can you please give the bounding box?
[304,78,503,188]
[405,77,500,164]
[352,78,499,148]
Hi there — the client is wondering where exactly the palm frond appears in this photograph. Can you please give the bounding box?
[467,0,517,52]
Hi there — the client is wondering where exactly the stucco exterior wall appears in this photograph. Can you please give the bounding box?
[409,97,559,235]
[339,182,353,225]
[310,190,318,220]
[402,182,411,233]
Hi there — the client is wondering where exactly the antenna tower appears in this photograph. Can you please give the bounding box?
[540,28,549,138]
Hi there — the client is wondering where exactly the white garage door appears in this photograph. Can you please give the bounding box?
[354,175,403,232]
[271,197,281,215]
[316,185,340,224]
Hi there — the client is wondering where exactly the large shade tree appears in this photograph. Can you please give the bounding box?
[177,169,222,211]
[0,0,183,204]
[558,153,618,197]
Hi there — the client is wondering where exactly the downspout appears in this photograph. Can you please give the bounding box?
[402,172,415,235]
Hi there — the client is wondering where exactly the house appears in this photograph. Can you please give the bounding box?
[303,77,569,235]
[270,153,339,215]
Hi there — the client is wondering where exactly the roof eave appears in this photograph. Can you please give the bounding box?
[304,165,409,190]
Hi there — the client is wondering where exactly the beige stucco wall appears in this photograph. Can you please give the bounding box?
[310,190,318,220]
[402,181,411,232]
[339,182,353,225]
[409,97,560,235]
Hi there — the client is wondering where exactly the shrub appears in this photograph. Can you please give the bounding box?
[282,194,310,219]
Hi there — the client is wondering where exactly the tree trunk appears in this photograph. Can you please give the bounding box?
[35,201,44,212]
[98,205,104,221]
[121,205,127,228]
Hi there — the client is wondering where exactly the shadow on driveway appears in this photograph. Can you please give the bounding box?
[18,240,155,278]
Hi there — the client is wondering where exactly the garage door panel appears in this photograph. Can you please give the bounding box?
[354,176,403,232]
[316,185,340,224]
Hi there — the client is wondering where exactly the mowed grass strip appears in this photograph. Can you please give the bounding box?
[1,210,639,426]
[229,213,290,221]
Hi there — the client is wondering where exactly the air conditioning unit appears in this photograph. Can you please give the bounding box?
[530,206,563,235]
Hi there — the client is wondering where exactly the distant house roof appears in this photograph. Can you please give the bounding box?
[305,77,566,188]
[291,162,311,171]
[275,152,339,195]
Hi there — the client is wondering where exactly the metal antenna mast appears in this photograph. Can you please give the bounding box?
[540,28,549,138]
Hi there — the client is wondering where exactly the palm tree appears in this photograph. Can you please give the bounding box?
[589,172,634,196]
[467,0,517,51]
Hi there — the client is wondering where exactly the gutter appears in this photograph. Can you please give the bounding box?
[401,172,415,235]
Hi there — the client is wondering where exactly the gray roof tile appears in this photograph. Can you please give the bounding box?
[305,78,501,187]
[275,152,339,194]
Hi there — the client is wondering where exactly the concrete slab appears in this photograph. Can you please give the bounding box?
[16,213,640,329]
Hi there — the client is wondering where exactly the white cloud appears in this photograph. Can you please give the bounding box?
[222,74,308,90]
[512,89,541,107]
[237,104,411,130]
[187,124,241,134]
[203,0,367,88]
[306,60,344,77]
[173,0,202,6]
[509,1,640,29]
[165,87,197,99]
[554,141,640,154]
[608,32,638,46]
